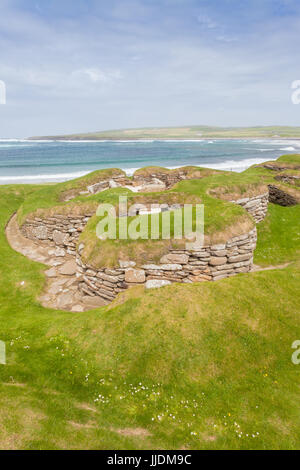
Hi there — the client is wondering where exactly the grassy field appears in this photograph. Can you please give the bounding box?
[29,125,300,141]
[1,169,300,449]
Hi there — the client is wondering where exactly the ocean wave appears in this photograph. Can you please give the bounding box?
[0,144,36,148]
[0,155,279,184]
[198,157,277,172]
[280,147,296,151]
[254,139,300,148]
[0,171,90,182]
[124,157,277,175]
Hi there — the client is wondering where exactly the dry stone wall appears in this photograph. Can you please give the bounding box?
[87,174,131,194]
[77,228,257,301]
[86,171,185,194]
[21,214,93,256]
[132,170,188,190]
[268,185,298,206]
[21,191,269,252]
[230,192,269,223]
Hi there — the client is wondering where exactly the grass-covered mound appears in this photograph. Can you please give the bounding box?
[0,184,300,449]
[133,165,220,178]
[245,154,300,204]
[79,169,272,268]
[17,166,222,224]
[17,168,127,224]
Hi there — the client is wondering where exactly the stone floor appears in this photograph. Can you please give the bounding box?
[6,214,108,312]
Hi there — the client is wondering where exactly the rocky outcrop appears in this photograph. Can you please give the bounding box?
[263,163,300,171]
[269,184,298,207]
[268,185,298,206]
[77,228,257,301]
[274,174,300,186]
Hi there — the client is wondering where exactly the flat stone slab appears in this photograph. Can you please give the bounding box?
[209,257,228,266]
[56,292,74,308]
[71,305,85,312]
[160,254,189,264]
[45,267,57,278]
[125,268,146,283]
[58,260,77,276]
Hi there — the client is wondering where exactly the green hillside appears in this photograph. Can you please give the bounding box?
[29,125,300,141]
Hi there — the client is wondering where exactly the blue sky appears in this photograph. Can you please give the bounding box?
[0,0,299,137]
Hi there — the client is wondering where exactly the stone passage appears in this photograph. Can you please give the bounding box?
[230,193,269,223]
[77,228,257,301]
[6,214,108,312]
[268,185,298,207]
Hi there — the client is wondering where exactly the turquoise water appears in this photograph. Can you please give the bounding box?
[0,138,298,184]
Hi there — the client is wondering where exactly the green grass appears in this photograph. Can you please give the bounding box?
[17,168,127,224]
[255,203,300,265]
[1,177,300,449]
[277,154,300,165]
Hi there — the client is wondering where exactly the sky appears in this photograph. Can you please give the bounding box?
[0,0,300,137]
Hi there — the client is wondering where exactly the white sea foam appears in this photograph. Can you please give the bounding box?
[0,156,274,184]
[124,156,277,176]
[0,171,90,183]
[188,157,278,172]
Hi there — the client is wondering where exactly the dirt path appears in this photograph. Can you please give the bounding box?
[251,262,291,272]
[6,214,108,312]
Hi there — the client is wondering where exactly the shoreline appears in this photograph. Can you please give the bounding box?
[26,136,300,142]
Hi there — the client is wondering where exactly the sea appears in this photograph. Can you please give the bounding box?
[0,138,298,185]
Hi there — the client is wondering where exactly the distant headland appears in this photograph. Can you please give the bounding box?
[28,125,300,141]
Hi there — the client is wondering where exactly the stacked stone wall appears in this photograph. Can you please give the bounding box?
[77,228,257,301]
[21,214,93,256]
[230,193,269,223]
